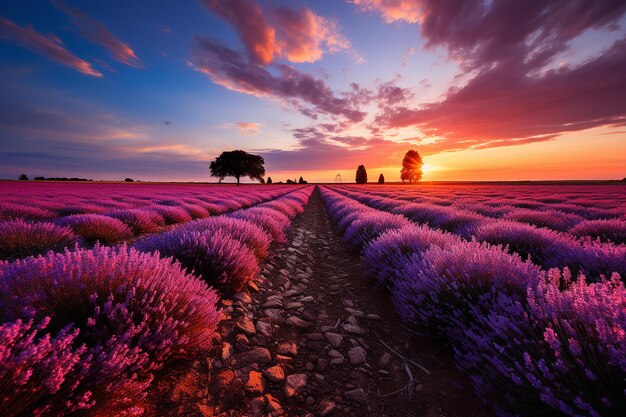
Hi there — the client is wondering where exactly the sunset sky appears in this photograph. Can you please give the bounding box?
[1,0,625,182]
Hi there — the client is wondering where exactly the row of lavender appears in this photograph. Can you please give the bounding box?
[0,186,313,416]
[338,184,626,241]
[0,182,302,260]
[330,186,626,279]
[319,186,625,417]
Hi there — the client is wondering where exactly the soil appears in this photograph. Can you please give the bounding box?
[148,187,493,417]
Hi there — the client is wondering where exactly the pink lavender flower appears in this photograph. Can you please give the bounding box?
[56,214,133,244]
[0,245,222,415]
[0,220,76,259]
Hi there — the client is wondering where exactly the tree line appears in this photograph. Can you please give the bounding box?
[209,149,424,185]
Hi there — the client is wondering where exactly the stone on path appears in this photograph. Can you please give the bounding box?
[324,332,343,348]
[236,316,256,336]
[286,316,314,329]
[348,346,367,365]
[231,347,271,368]
[319,401,337,416]
[277,341,298,356]
[285,373,308,397]
[344,388,367,403]
[245,370,264,394]
[263,366,285,383]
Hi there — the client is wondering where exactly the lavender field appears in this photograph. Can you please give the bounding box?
[0,181,624,416]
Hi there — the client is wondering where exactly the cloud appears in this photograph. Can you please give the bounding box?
[190,37,368,123]
[0,17,102,76]
[52,0,144,69]
[235,122,260,136]
[202,0,354,64]
[357,0,626,149]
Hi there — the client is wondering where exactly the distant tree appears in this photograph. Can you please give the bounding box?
[18,174,28,180]
[124,178,134,182]
[209,150,265,186]
[259,178,265,184]
[401,150,423,184]
[286,179,295,184]
[34,176,45,181]
[298,176,308,184]
[355,165,368,184]
[267,177,273,184]
[378,173,385,184]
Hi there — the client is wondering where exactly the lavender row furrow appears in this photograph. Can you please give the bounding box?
[319,186,626,417]
[0,186,313,416]
[330,186,626,279]
[0,183,307,260]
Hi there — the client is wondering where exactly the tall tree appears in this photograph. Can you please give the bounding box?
[209,150,265,186]
[400,150,423,184]
[355,165,368,184]
[378,173,385,184]
[267,177,273,184]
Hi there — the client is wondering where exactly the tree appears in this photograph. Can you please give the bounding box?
[259,178,265,184]
[18,174,28,180]
[298,176,307,184]
[401,150,423,184]
[267,177,273,184]
[378,173,385,184]
[209,150,265,186]
[355,165,368,184]
[124,178,134,182]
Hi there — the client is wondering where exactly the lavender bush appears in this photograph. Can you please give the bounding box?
[106,209,165,234]
[56,214,134,244]
[135,229,259,293]
[0,220,77,259]
[0,245,222,415]
[571,219,626,244]
[455,270,626,417]
[363,224,462,287]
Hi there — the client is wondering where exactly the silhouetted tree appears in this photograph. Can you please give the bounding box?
[124,178,134,182]
[401,150,423,184]
[259,178,265,184]
[378,173,385,184]
[267,177,273,184]
[34,176,45,181]
[18,174,28,180]
[355,165,368,184]
[209,150,265,186]
[286,179,295,184]
[298,176,308,184]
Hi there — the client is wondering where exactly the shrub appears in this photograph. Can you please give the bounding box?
[0,245,222,415]
[344,211,411,251]
[0,220,77,259]
[504,208,584,232]
[181,204,209,219]
[392,242,542,338]
[106,209,165,234]
[455,270,626,417]
[570,219,626,244]
[363,224,462,287]
[149,206,193,225]
[230,207,290,243]
[56,214,133,244]
[181,216,271,259]
[0,203,56,221]
[135,229,258,293]
[0,318,91,417]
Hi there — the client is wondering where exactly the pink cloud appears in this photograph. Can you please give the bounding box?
[53,0,144,69]
[358,0,626,149]
[202,0,353,64]
[191,37,367,123]
[0,17,102,77]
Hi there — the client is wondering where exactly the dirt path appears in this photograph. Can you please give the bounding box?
[154,187,491,416]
